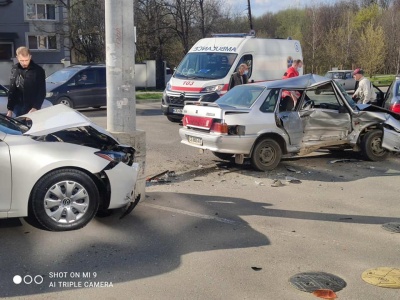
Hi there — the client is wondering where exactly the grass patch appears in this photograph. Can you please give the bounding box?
[368,75,395,86]
[136,92,163,100]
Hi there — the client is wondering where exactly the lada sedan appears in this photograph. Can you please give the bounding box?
[179,74,400,171]
[0,105,140,231]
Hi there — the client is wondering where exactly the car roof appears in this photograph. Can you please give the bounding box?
[67,64,106,70]
[251,74,330,89]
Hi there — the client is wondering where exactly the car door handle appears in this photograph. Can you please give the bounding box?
[281,115,288,119]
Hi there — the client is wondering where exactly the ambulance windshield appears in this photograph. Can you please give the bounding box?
[174,53,237,80]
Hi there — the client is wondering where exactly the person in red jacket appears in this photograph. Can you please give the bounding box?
[283,59,303,79]
[280,59,303,111]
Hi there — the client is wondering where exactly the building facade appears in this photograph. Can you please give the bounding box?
[0,0,70,64]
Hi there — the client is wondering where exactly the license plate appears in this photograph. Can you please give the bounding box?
[187,135,202,145]
[172,108,183,114]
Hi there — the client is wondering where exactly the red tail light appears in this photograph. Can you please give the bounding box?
[211,122,228,134]
[390,103,400,113]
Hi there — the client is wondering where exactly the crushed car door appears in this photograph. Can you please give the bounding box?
[298,81,352,147]
[276,89,303,146]
[0,135,12,211]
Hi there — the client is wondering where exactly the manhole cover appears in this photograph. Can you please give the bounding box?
[382,222,400,233]
[289,272,346,293]
[362,268,400,288]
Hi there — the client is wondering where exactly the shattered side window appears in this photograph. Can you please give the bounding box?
[259,89,279,113]
[304,83,342,110]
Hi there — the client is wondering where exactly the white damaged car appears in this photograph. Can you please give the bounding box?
[0,105,140,231]
[179,74,400,171]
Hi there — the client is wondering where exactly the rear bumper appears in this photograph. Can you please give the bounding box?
[179,127,256,154]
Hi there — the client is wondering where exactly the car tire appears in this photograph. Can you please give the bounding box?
[212,152,234,161]
[251,138,282,171]
[30,169,100,231]
[57,97,74,108]
[167,116,181,123]
[360,129,389,161]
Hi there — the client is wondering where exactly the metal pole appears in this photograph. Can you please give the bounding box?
[105,0,136,132]
[247,0,253,31]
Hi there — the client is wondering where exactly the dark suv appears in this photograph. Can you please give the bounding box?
[45,65,106,109]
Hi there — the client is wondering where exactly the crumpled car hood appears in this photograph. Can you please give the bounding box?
[356,103,400,120]
[17,104,114,139]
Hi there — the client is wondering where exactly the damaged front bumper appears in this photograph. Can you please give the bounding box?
[104,161,140,209]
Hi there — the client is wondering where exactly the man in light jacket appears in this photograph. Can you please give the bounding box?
[352,68,375,104]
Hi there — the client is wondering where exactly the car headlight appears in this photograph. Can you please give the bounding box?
[201,84,224,93]
[46,92,53,98]
[166,82,171,91]
[95,150,131,165]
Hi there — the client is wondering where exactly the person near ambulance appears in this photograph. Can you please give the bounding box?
[283,59,303,79]
[352,68,375,104]
[281,59,303,111]
[228,63,249,90]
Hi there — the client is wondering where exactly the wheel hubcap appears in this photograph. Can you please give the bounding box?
[371,136,385,156]
[60,100,70,107]
[259,145,275,165]
[44,181,89,224]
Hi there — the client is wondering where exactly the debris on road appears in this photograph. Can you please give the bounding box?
[329,159,360,164]
[285,176,302,184]
[285,165,301,173]
[255,181,265,186]
[251,267,262,271]
[146,170,175,183]
[271,179,284,187]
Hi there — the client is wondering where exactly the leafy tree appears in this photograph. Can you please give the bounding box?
[357,23,386,76]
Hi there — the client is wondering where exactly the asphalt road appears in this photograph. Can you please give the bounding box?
[1,102,400,299]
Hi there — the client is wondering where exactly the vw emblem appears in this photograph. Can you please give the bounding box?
[195,110,198,114]
[179,92,185,100]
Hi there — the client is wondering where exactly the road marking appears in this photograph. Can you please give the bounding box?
[141,203,237,225]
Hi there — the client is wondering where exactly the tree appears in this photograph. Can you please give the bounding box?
[357,24,386,76]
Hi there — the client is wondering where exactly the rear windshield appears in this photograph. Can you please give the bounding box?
[216,85,265,108]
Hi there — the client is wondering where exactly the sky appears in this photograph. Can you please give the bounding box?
[226,0,338,17]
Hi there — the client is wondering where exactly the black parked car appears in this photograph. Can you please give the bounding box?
[45,65,106,109]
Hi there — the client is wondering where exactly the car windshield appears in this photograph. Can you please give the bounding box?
[335,81,357,109]
[216,85,265,108]
[174,52,237,80]
[0,115,29,135]
[324,72,333,79]
[46,68,79,84]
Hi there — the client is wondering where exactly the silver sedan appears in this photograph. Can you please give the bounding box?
[0,105,140,231]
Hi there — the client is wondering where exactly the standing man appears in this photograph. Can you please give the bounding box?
[283,59,303,79]
[352,68,374,104]
[228,63,249,90]
[6,47,46,117]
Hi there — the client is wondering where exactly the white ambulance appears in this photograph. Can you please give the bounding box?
[161,33,303,122]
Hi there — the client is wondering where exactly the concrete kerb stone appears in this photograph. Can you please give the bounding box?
[111,130,146,202]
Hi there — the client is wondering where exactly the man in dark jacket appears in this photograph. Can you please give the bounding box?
[6,47,46,117]
[228,63,249,90]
